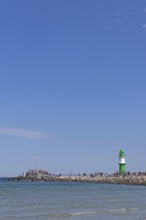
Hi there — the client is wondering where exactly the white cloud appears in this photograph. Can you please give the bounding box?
[115,19,126,24]
[0,127,50,139]
[105,26,112,31]
[113,8,127,16]
[142,24,146,29]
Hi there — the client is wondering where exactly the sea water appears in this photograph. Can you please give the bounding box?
[0,179,146,220]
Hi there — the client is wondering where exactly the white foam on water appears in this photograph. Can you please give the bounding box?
[48,207,139,218]
[110,207,139,213]
[72,211,97,216]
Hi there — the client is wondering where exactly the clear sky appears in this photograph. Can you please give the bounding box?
[0,0,146,177]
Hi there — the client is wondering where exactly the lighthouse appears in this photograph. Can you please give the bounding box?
[119,149,126,174]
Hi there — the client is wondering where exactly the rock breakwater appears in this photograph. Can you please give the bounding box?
[8,174,146,186]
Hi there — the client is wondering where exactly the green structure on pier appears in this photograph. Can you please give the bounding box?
[119,149,126,174]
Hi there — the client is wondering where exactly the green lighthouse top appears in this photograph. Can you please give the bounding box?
[119,149,125,158]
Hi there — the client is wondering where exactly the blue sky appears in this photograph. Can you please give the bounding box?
[0,0,146,176]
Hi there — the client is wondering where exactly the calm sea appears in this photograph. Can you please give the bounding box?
[0,179,146,220]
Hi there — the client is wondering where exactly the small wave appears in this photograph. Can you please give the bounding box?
[110,207,139,213]
[44,208,139,218]
[48,211,98,218]
[72,211,97,216]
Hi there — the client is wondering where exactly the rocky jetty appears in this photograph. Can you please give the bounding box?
[8,173,146,186]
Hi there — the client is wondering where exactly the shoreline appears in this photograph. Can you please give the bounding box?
[7,174,146,186]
